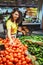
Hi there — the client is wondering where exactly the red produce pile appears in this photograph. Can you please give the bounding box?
[0,38,33,65]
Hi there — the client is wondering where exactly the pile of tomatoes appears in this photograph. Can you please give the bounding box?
[0,38,33,65]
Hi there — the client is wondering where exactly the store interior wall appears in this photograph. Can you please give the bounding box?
[42,4,43,30]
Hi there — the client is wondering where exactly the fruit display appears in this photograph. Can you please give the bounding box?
[19,35,43,65]
[18,26,30,35]
[22,26,30,33]
[26,8,38,17]
[24,18,32,23]
[0,38,33,65]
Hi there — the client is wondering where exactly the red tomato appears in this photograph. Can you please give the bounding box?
[14,53,17,58]
[10,57,14,62]
[18,55,21,59]
[22,61,26,65]
[25,56,31,63]
[0,38,2,41]
[28,63,33,65]
[13,58,18,63]
[6,55,10,60]
[7,61,13,65]
[26,64,29,65]
[0,51,4,54]
[0,64,4,65]
[17,60,21,65]
[2,57,6,62]
[21,55,24,58]
[4,51,8,55]
[21,57,25,61]
[0,57,2,61]
[18,49,22,53]
[21,52,25,55]
[15,49,19,53]
[4,40,7,43]
[3,63,6,65]
[0,60,2,64]
[6,60,9,63]
[0,38,32,65]
[18,53,21,56]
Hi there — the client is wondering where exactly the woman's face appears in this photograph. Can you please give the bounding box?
[12,11,19,21]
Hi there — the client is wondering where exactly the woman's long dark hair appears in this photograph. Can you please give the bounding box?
[9,8,22,24]
[24,11,27,18]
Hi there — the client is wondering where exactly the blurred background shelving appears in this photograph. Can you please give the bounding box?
[0,0,43,31]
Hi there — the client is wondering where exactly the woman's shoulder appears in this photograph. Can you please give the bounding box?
[7,19,11,23]
[6,19,12,27]
[6,19,12,24]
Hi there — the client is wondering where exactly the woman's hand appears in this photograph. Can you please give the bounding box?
[10,39,16,45]
[10,39,13,44]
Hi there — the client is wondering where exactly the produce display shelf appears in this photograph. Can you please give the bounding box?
[19,35,43,65]
[22,22,41,25]
[32,31,43,36]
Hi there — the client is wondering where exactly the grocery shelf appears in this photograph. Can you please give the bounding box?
[32,31,43,35]
[22,22,41,25]
[0,2,38,7]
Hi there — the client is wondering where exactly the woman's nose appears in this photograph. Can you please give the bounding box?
[17,16,19,18]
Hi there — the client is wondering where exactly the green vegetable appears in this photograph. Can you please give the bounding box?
[18,35,43,65]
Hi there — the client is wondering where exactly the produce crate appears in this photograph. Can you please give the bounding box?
[0,43,5,50]
[19,35,43,65]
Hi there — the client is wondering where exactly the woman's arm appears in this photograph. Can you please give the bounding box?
[18,27,26,35]
[7,28,12,40]
[6,20,14,44]
[7,28,13,44]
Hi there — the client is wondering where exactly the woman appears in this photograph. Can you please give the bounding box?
[6,8,22,44]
